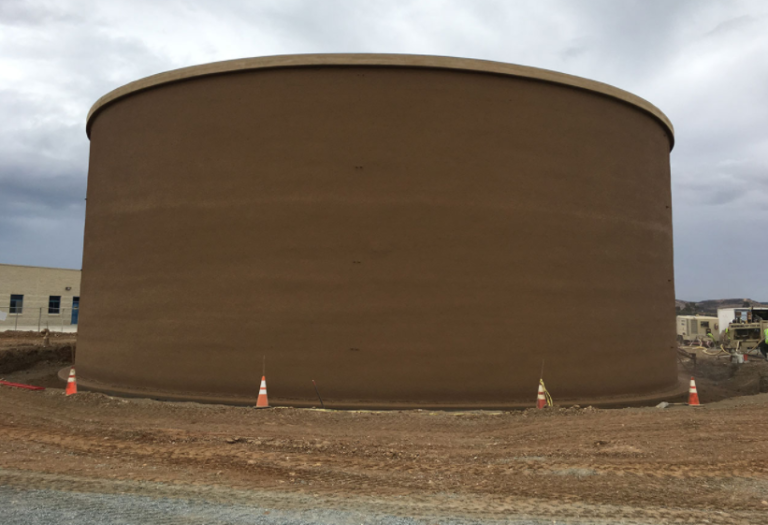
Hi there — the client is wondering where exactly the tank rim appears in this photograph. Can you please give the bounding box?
[85,53,674,148]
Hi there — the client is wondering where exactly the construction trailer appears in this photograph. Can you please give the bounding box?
[719,307,768,353]
[676,315,719,343]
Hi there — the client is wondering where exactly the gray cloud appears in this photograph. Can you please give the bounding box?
[0,1,82,27]
[1,0,767,300]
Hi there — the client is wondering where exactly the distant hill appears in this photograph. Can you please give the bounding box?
[676,298,768,316]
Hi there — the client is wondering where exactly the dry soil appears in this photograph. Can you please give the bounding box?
[2,333,768,524]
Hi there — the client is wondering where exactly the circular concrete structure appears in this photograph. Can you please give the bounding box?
[78,54,683,408]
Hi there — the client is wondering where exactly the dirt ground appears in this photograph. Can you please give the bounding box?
[2,332,768,524]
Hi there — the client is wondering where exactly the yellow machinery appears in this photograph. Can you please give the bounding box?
[721,307,768,355]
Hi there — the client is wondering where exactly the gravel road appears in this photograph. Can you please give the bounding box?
[1,484,569,525]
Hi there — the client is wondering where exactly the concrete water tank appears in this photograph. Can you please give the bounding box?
[78,54,683,407]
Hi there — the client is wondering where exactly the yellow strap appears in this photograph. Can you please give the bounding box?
[539,378,553,407]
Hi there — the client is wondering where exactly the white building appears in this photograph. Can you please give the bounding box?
[0,263,81,332]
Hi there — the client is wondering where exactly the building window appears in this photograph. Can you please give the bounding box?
[10,294,23,314]
[71,297,80,325]
[48,295,61,315]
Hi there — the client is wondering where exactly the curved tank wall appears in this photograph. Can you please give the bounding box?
[78,54,683,408]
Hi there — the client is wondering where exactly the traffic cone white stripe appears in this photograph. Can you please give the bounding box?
[256,376,269,408]
[65,367,77,396]
[688,376,700,406]
[536,383,547,409]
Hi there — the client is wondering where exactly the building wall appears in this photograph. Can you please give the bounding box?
[0,264,81,331]
[78,55,682,408]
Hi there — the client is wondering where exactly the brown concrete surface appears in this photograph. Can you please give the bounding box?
[80,54,679,407]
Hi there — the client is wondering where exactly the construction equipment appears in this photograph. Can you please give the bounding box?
[720,307,768,356]
[676,315,719,346]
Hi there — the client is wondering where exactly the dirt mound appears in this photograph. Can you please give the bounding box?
[677,346,768,403]
[0,344,74,375]
[0,330,76,348]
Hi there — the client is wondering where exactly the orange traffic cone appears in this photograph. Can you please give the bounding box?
[687,376,700,406]
[256,376,269,408]
[536,382,547,409]
[65,367,77,396]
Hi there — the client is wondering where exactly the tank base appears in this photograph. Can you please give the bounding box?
[61,369,688,410]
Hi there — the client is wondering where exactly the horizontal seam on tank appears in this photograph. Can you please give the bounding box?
[86,199,673,232]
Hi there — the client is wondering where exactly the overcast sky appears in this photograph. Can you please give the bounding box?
[0,0,766,301]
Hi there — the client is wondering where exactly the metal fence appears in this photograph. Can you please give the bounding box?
[0,306,79,333]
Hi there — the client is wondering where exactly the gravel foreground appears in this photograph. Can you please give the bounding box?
[1,484,574,525]
[2,387,768,524]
